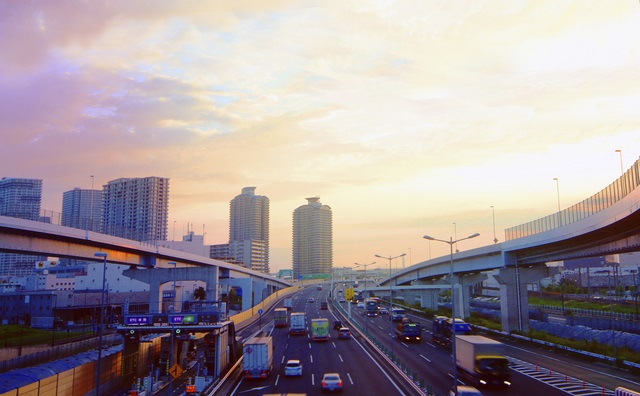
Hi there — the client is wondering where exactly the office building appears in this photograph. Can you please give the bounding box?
[292,196,333,278]
[102,176,169,242]
[0,177,45,276]
[62,187,103,232]
[228,187,270,273]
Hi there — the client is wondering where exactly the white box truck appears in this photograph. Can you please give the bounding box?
[242,335,273,379]
[456,335,510,388]
[289,312,306,335]
[284,298,293,310]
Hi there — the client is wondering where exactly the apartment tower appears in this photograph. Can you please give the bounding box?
[229,187,270,273]
[0,177,45,276]
[102,177,169,242]
[292,196,333,279]
[62,187,103,232]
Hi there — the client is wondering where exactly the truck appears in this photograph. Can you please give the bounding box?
[242,335,273,379]
[455,335,510,388]
[390,308,405,322]
[433,316,472,347]
[616,387,640,396]
[274,308,288,327]
[311,318,329,341]
[289,312,306,335]
[364,298,379,317]
[395,318,421,342]
[284,298,293,310]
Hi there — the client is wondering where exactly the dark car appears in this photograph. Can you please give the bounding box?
[333,320,342,330]
[320,302,328,310]
[338,327,351,339]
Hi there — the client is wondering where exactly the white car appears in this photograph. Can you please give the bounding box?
[450,385,483,396]
[357,301,364,308]
[321,372,343,392]
[284,359,303,376]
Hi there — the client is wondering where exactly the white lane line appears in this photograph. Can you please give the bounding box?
[338,354,344,363]
[420,354,431,362]
[281,356,285,363]
[308,342,312,349]
[347,372,354,385]
[401,342,410,348]
[332,342,337,348]
[310,354,313,363]
[312,373,315,386]
[275,374,280,386]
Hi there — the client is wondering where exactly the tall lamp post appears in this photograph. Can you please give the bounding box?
[423,232,479,396]
[354,261,376,298]
[93,252,108,396]
[374,253,406,358]
[167,261,177,396]
[491,206,498,243]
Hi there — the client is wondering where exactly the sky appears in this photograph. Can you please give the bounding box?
[2,1,640,273]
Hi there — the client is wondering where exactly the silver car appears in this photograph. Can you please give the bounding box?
[284,359,303,376]
[321,372,343,392]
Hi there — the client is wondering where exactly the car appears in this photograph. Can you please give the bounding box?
[339,298,346,303]
[284,359,303,376]
[320,301,328,310]
[379,307,389,315]
[450,385,483,396]
[338,327,351,339]
[308,297,315,303]
[321,372,343,392]
[356,301,364,308]
[333,320,343,330]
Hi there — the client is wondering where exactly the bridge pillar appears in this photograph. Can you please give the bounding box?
[455,273,488,319]
[417,290,440,310]
[493,266,549,332]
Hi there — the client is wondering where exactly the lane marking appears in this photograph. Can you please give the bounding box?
[338,354,344,363]
[310,354,313,363]
[347,372,354,385]
[420,354,431,363]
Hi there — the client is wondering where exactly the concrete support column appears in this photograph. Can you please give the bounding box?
[493,266,549,333]
[418,290,440,310]
[455,273,488,319]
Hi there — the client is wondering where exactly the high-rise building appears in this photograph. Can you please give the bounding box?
[102,176,169,242]
[62,187,103,232]
[228,187,270,273]
[0,177,45,276]
[292,196,333,278]
[0,177,42,221]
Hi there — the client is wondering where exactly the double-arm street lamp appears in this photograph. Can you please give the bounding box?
[354,261,376,298]
[423,232,479,396]
[93,252,108,396]
[374,253,406,358]
[167,261,177,396]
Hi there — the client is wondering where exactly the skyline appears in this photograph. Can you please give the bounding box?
[2,1,640,272]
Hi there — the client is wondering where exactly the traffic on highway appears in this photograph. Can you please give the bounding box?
[231,283,640,396]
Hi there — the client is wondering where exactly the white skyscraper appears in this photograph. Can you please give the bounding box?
[0,177,45,276]
[229,187,270,273]
[62,187,103,232]
[292,196,333,279]
[102,176,169,242]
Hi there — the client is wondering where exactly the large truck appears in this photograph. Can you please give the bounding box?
[432,316,472,347]
[284,298,293,310]
[311,318,329,341]
[242,335,273,379]
[289,312,306,335]
[274,308,288,327]
[455,335,511,388]
[394,318,421,342]
[364,298,379,317]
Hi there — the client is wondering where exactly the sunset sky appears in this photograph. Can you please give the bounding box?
[2,1,640,272]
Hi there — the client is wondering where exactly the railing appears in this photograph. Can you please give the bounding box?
[228,286,298,327]
[505,157,640,240]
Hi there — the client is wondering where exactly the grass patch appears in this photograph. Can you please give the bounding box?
[0,325,92,347]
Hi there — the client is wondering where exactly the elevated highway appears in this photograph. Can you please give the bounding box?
[378,156,640,332]
[0,215,290,311]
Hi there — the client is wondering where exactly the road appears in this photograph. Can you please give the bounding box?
[233,286,412,395]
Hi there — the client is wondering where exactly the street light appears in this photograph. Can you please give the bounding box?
[595,268,616,358]
[354,261,376,298]
[491,206,498,243]
[553,178,561,212]
[374,253,406,359]
[615,149,624,175]
[93,252,108,396]
[167,261,177,396]
[423,232,479,396]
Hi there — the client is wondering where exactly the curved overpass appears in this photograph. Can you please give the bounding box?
[0,215,290,310]
[379,156,640,332]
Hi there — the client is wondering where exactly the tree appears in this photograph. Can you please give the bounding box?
[193,286,206,301]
